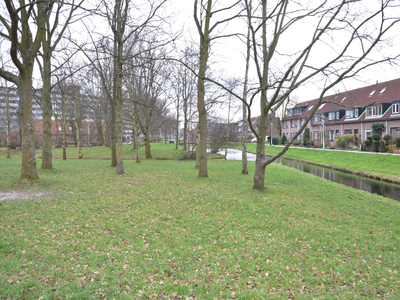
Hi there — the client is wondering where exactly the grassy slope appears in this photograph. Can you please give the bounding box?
[239,144,400,183]
[0,149,399,299]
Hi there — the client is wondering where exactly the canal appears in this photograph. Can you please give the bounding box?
[219,148,400,201]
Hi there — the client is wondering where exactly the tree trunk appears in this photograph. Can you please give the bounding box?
[104,121,110,147]
[6,87,11,158]
[19,74,39,179]
[253,1,268,189]
[62,92,67,160]
[144,134,152,159]
[196,0,212,178]
[195,127,200,168]
[40,43,53,169]
[73,92,83,159]
[183,115,188,152]
[242,22,251,175]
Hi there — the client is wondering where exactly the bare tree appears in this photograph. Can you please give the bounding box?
[194,0,242,177]
[36,0,83,170]
[0,1,52,179]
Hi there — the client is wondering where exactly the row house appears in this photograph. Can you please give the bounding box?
[281,78,400,146]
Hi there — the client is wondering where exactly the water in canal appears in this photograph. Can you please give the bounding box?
[218,148,400,201]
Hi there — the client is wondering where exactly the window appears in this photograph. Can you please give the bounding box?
[379,87,387,94]
[366,129,372,138]
[282,121,287,129]
[291,119,297,128]
[308,105,314,111]
[336,112,340,119]
[344,129,352,135]
[58,126,62,131]
[329,130,335,141]
[341,97,346,103]
[314,131,319,140]
[366,106,382,117]
[345,110,354,118]
[318,103,326,110]
[390,127,399,138]
[69,126,72,131]
[314,114,321,123]
[392,103,399,114]
[369,90,376,96]
[354,109,359,118]
[329,112,335,120]
[300,118,305,126]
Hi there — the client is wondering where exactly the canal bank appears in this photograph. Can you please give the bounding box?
[220,148,400,201]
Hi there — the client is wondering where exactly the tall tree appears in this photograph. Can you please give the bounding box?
[37,0,83,169]
[194,0,242,177]
[0,0,52,179]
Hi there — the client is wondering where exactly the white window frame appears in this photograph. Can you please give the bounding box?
[336,112,340,119]
[392,103,399,114]
[329,112,335,120]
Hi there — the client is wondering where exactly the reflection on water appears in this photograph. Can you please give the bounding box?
[219,148,400,201]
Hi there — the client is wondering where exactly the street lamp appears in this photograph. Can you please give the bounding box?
[270,122,273,145]
[321,115,326,150]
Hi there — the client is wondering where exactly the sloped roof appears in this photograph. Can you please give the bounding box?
[283,78,400,121]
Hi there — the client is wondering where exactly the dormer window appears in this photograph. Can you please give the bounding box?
[393,103,399,114]
[369,90,376,97]
[366,105,382,117]
[379,87,387,94]
[308,105,314,111]
[318,103,326,110]
[341,97,346,103]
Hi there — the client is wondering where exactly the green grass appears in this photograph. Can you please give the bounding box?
[234,143,400,183]
[1,151,400,299]
[0,142,223,160]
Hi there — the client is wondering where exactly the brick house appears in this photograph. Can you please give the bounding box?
[235,115,280,142]
[281,78,400,146]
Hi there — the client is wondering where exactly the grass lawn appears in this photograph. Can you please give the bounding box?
[1,148,400,299]
[0,142,223,160]
[236,144,400,183]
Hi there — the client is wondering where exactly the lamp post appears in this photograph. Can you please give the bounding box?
[270,122,273,145]
[321,115,326,150]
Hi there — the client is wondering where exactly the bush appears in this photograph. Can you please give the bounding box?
[372,133,381,141]
[364,136,373,150]
[335,134,354,149]
[303,128,310,146]
[373,141,380,152]
[383,134,392,143]
[342,134,355,145]
[272,137,279,145]
[305,140,314,148]
[396,137,400,148]
[379,141,387,153]
[281,135,287,145]
[371,123,385,136]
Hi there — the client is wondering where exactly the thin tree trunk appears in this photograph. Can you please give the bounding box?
[131,103,141,163]
[242,20,251,175]
[6,86,11,158]
[62,92,67,160]
[73,91,83,159]
[144,132,152,159]
[195,127,200,168]
[40,41,53,169]
[253,1,268,189]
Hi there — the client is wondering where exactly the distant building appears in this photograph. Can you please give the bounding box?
[281,78,400,146]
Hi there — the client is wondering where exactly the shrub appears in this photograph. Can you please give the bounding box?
[373,141,380,152]
[372,133,381,141]
[371,123,385,136]
[352,145,358,150]
[383,134,392,143]
[335,134,354,149]
[303,128,310,146]
[281,135,287,145]
[396,137,400,148]
[364,136,373,149]
[342,134,355,145]
[306,140,314,148]
[379,141,387,153]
